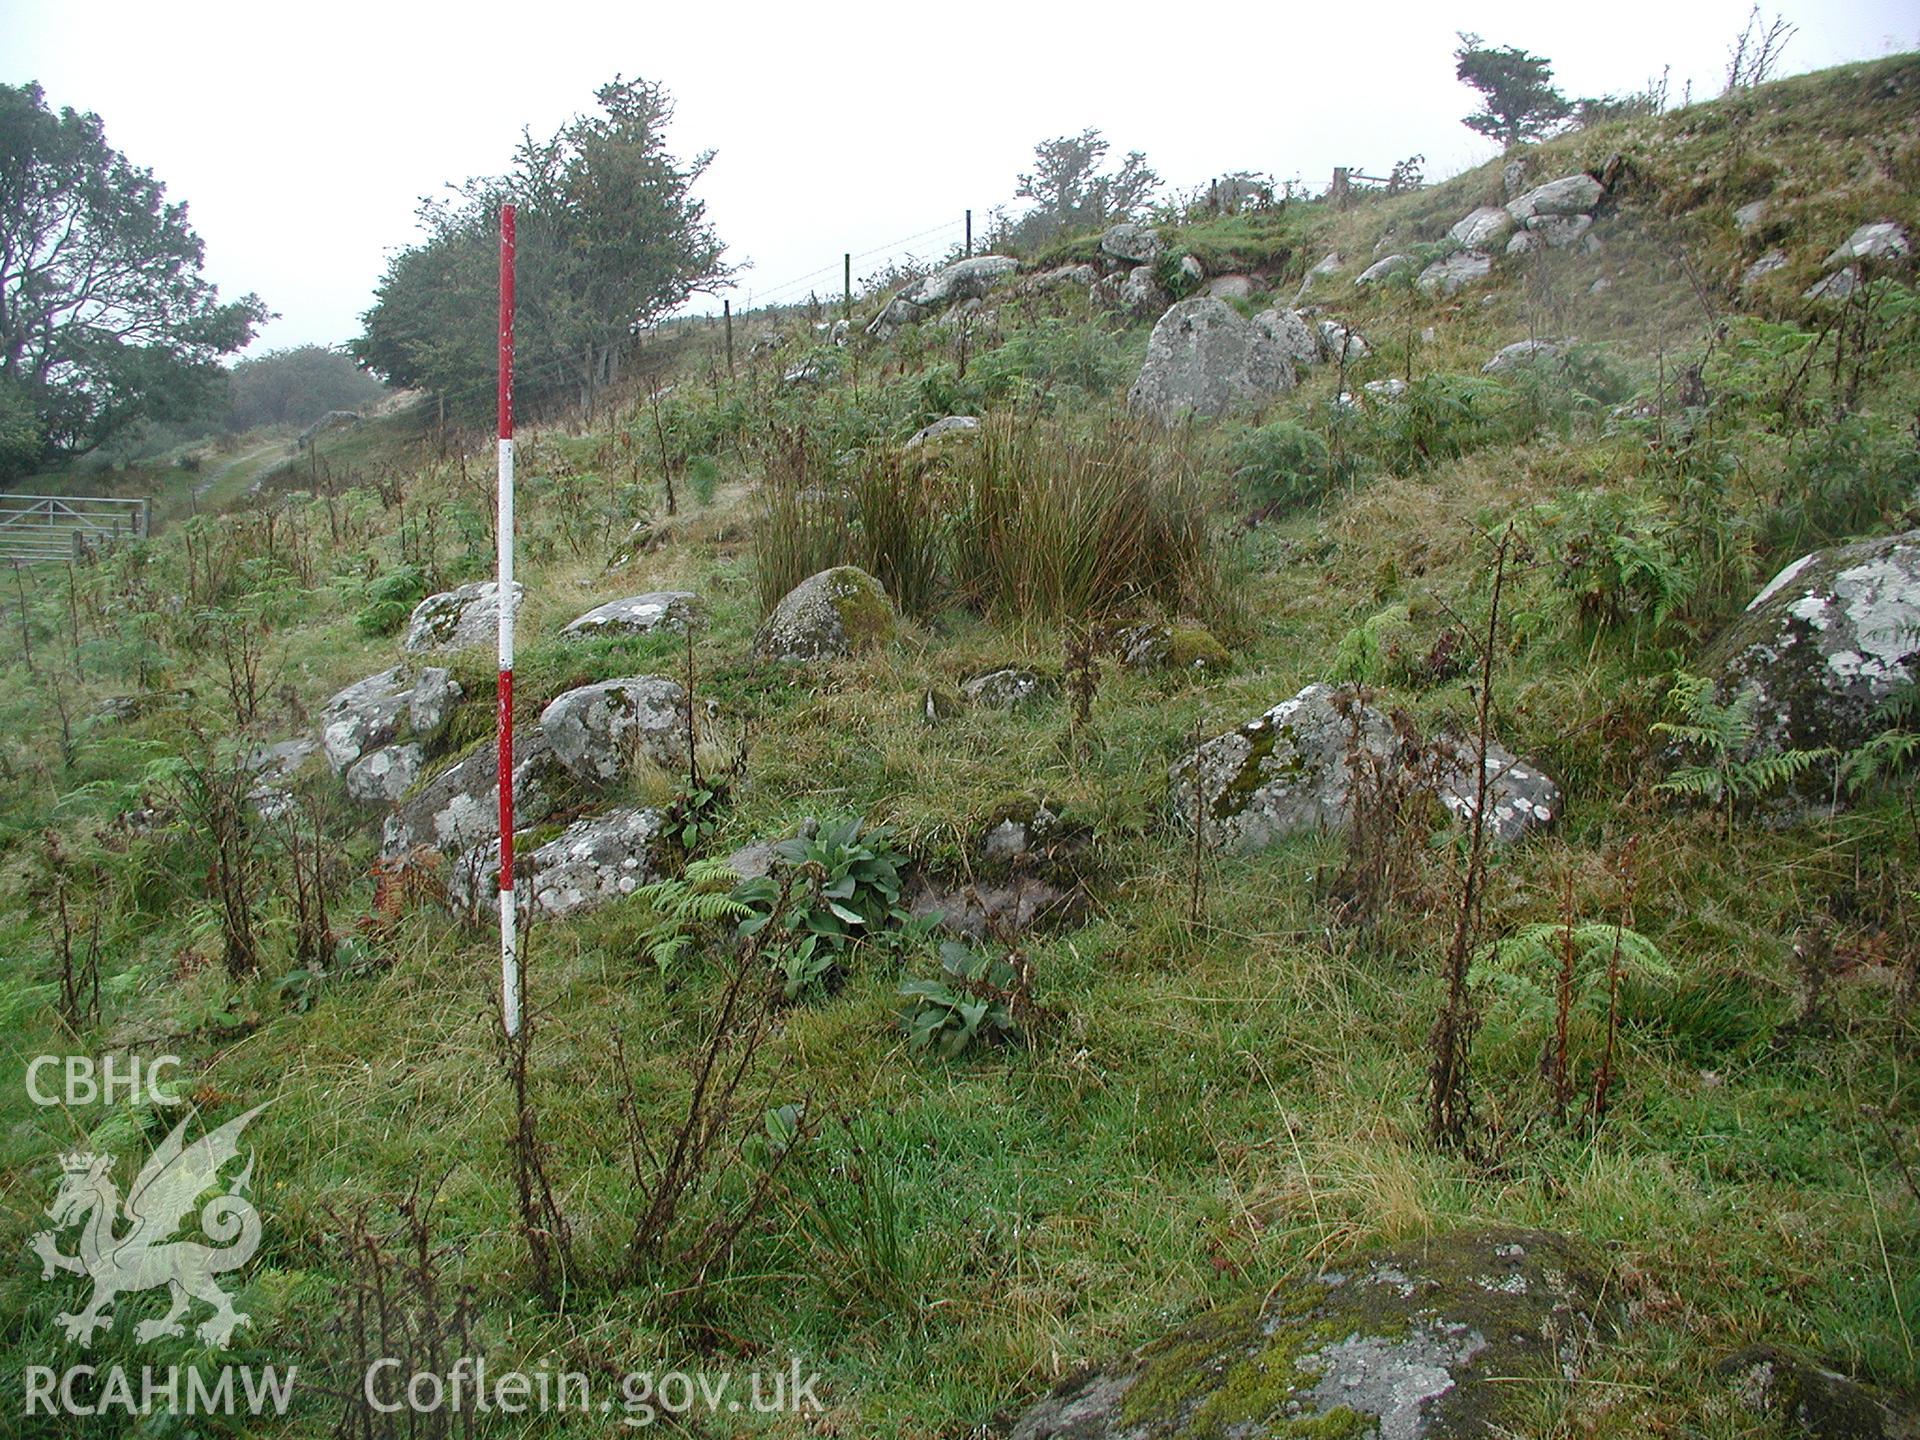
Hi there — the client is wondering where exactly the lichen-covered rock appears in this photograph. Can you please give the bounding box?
[1318,319,1370,364]
[1356,254,1418,286]
[1702,531,1920,755]
[402,580,523,654]
[540,676,690,783]
[1742,249,1790,288]
[1101,222,1163,265]
[865,255,1018,338]
[1204,274,1256,300]
[452,807,667,919]
[560,591,699,640]
[1251,308,1321,368]
[1828,220,1911,265]
[1516,213,1594,250]
[906,415,982,449]
[344,742,426,807]
[908,875,1084,937]
[246,737,321,817]
[1482,338,1566,374]
[382,733,563,859]
[1169,685,1558,852]
[320,667,415,773]
[407,667,461,737]
[1009,1227,1611,1440]
[1030,263,1098,292]
[1718,1345,1920,1439]
[1127,298,1295,424]
[1505,173,1603,222]
[1418,251,1492,296]
[962,668,1045,709]
[1116,623,1229,673]
[1733,199,1769,232]
[1094,265,1169,318]
[753,565,898,663]
[1806,267,1861,302]
[1449,206,1516,250]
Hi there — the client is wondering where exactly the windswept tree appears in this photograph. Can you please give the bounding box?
[1008,129,1160,250]
[226,344,387,432]
[0,82,267,472]
[355,76,730,418]
[1453,34,1572,149]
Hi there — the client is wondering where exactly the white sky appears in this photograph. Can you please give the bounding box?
[4,0,1914,355]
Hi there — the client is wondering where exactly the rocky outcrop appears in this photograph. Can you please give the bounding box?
[1250,308,1320,368]
[1450,205,1516,250]
[382,733,564,859]
[1702,530,1920,754]
[1167,684,1559,852]
[1317,319,1370,364]
[1719,1345,1920,1439]
[408,667,461,734]
[1508,214,1593,253]
[345,742,424,807]
[866,255,1019,339]
[452,807,668,920]
[1093,265,1167,318]
[560,591,699,639]
[402,581,522,654]
[540,676,690,783]
[1828,220,1910,264]
[1100,222,1162,265]
[1742,249,1790,288]
[1009,1227,1611,1440]
[961,668,1044,709]
[1203,274,1256,300]
[1127,298,1295,424]
[753,565,898,663]
[1506,173,1604,222]
[319,667,415,773]
[1356,253,1417,286]
[1418,250,1492,295]
[1483,338,1567,373]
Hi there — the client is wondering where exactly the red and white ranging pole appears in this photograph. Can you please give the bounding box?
[497,203,520,1038]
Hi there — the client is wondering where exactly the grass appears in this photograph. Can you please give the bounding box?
[2,53,1919,1438]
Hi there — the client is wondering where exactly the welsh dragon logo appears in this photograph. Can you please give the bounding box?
[29,1104,266,1348]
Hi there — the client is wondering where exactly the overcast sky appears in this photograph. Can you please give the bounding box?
[4,0,1914,356]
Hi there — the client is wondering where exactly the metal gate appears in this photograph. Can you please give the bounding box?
[0,494,151,564]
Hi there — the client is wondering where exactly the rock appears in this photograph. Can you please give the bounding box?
[1805,267,1861,302]
[975,793,1090,880]
[1317,319,1370,364]
[1522,213,1594,249]
[1733,199,1770,233]
[1450,206,1516,250]
[782,357,833,386]
[560,591,699,640]
[920,686,962,724]
[1250,308,1320,368]
[908,876,1084,937]
[1177,255,1204,284]
[1433,738,1563,843]
[905,416,982,449]
[1356,254,1417,286]
[1203,274,1255,300]
[1742,249,1790,287]
[1701,531,1920,755]
[540,676,690,784]
[753,565,898,663]
[1294,251,1343,301]
[345,742,425,807]
[1506,173,1604,222]
[1364,377,1409,399]
[1126,298,1295,424]
[1483,338,1567,374]
[1008,1227,1611,1440]
[1030,263,1098,292]
[406,668,456,737]
[1100,222,1162,265]
[1168,684,1556,852]
[453,807,668,919]
[1116,623,1229,672]
[865,255,1018,339]
[402,581,522,654]
[382,733,563,859]
[723,838,780,882]
[1502,158,1530,200]
[1095,264,1168,318]
[319,667,415,773]
[961,668,1045,709]
[1719,1345,1920,1439]
[1828,221,1910,264]
[1418,250,1492,296]
[250,738,321,786]
[980,797,1064,865]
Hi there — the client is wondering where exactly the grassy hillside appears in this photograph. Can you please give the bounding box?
[2,55,1918,1436]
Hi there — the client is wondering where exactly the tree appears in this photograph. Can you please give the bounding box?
[1453,35,1571,149]
[226,344,387,432]
[0,82,267,467]
[1009,129,1160,249]
[355,76,730,418]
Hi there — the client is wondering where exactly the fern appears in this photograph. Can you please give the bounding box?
[630,859,755,976]
[1472,921,1672,1018]
[1653,672,1835,828]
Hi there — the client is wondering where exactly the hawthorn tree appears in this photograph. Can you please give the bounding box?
[0,82,267,471]
[1009,129,1160,249]
[1453,34,1572,148]
[355,76,730,418]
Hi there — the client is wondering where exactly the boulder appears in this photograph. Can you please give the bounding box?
[250,737,321,787]
[1030,263,1098,292]
[1505,173,1604,222]
[1501,158,1530,200]
[1250,308,1320,368]
[1742,249,1790,288]
[1805,267,1861,302]
[402,581,522,654]
[1418,250,1492,296]
[1127,298,1295,424]
[344,742,425,807]
[1719,1345,1920,1438]
[1701,531,1920,755]
[1317,319,1370,364]
[540,676,690,784]
[1450,206,1516,250]
[1168,684,1557,852]
[1116,623,1229,672]
[1519,213,1594,249]
[408,667,461,737]
[1483,338,1566,374]
[753,565,898,663]
[908,875,1084,937]
[1203,274,1256,301]
[560,591,699,640]
[980,797,1066,865]
[1293,251,1343,301]
[319,667,415,773]
[905,416,982,449]
[1009,1227,1611,1440]
[1364,377,1409,399]
[452,807,668,920]
[1094,264,1168,318]
[1828,221,1911,265]
[865,255,1018,339]
[961,668,1045,709]
[1733,199,1770,233]
[1177,255,1204,285]
[382,733,563,859]
[1100,223,1163,265]
[1355,254,1417,286]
